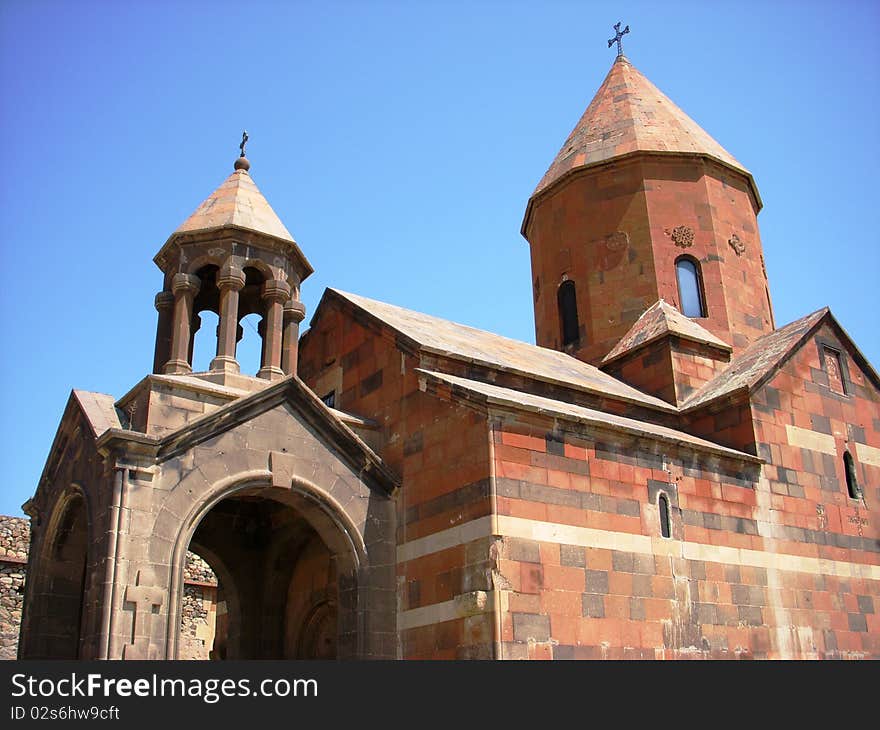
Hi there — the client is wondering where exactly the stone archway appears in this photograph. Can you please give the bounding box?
[19,490,89,659]
[172,481,363,659]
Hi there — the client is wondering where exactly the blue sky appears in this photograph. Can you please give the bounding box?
[1,0,878,517]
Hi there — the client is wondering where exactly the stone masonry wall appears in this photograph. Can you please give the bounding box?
[0,514,219,660]
[299,303,496,658]
[744,322,880,656]
[0,516,29,660]
[490,411,878,659]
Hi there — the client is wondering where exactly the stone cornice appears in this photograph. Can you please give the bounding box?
[520,150,763,241]
[100,375,400,496]
[153,225,313,281]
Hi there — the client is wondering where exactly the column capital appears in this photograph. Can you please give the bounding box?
[172,273,201,296]
[217,267,246,292]
[154,291,175,311]
[261,279,292,305]
[283,299,307,323]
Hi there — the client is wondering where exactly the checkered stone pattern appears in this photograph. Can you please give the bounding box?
[491,417,879,659]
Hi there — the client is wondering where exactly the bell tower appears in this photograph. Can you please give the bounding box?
[522,38,774,367]
[152,136,312,385]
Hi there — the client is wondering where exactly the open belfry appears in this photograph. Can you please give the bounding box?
[19,30,879,660]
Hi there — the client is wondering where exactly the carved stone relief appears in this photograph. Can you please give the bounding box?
[668,225,694,248]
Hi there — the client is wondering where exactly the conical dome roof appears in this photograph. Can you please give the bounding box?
[532,55,754,199]
[154,159,313,280]
[174,167,295,243]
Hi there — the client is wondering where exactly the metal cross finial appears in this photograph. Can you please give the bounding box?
[608,22,630,57]
[239,130,248,157]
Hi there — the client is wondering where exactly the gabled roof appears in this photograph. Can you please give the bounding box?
[73,390,122,437]
[602,299,731,365]
[680,307,878,411]
[417,369,759,464]
[321,288,676,412]
[30,390,122,511]
[173,168,295,243]
[528,55,758,207]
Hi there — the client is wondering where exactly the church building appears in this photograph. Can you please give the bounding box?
[18,43,879,659]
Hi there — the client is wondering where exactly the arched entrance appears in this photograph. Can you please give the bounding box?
[175,483,361,659]
[20,490,89,658]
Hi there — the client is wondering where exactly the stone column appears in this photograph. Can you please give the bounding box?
[257,279,291,381]
[152,291,175,374]
[164,273,200,375]
[210,268,246,373]
[281,299,307,376]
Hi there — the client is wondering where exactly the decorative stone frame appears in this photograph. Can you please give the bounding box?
[814,336,852,398]
[647,479,680,540]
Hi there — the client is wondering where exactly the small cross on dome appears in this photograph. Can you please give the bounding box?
[608,22,630,57]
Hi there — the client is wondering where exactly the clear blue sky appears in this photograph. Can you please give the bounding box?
[1,1,878,517]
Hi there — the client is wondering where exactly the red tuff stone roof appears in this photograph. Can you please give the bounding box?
[682,308,829,410]
[531,55,751,199]
[417,369,759,463]
[325,288,676,412]
[174,168,295,243]
[602,299,732,365]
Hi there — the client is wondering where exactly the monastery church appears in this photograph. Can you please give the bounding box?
[17,47,879,660]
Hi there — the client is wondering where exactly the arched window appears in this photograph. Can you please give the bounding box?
[844,451,860,499]
[557,280,580,347]
[191,310,219,372]
[675,256,707,318]
[658,493,671,538]
[237,313,263,376]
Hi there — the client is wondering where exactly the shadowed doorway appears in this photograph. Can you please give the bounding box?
[181,488,357,659]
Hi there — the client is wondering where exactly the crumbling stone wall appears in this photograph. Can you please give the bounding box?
[0,516,29,660]
[179,552,218,660]
[183,552,216,584]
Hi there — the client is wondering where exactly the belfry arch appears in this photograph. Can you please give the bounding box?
[169,479,364,660]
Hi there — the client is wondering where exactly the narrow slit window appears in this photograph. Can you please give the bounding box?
[844,451,860,499]
[659,494,671,538]
[675,257,707,318]
[557,280,580,347]
[321,390,336,409]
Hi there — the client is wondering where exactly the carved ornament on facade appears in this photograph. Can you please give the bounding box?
[728,233,745,256]
[604,230,629,251]
[667,225,694,248]
[587,231,629,251]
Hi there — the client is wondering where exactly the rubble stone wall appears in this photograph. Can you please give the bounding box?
[0,516,29,660]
